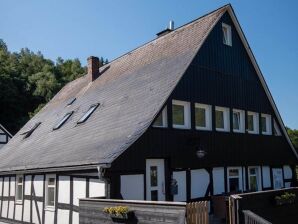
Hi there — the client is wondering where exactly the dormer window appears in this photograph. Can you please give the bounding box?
[153,107,167,128]
[222,23,232,46]
[53,111,73,130]
[261,114,272,135]
[77,104,99,124]
[21,122,41,139]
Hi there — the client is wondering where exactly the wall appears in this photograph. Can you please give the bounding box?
[0,171,105,224]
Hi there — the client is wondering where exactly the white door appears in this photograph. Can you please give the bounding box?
[146,159,165,201]
[272,168,284,189]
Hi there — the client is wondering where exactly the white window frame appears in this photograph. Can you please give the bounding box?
[152,107,168,128]
[172,100,191,129]
[215,106,230,132]
[261,114,272,135]
[247,111,259,134]
[195,103,212,131]
[273,119,282,136]
[227,167,242,192]
[222,23,232,46]
[15,175,24,204]
[45,174,56,210]
[232,109,245,133]
[248,166,261,191]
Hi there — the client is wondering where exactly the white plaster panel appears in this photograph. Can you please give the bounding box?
[89,178,105,198]
[1,200,8,217]
[34,175,44,197]
[3,177,9,196]
[173,171,186,201]
[32,201,43,224]
[58,209,70,224]
[23,200,31,222]
[8,200,14,218]
[283,165,292,179]
[120,175,144,200]
[10,177,15,196]
[191,169,209,199]
[45,210,55,224]
[73,178,86,206]
[58,176,70,203]
[15,204,22,221]
[73,211,79,224]
[25,175,32,195]
[262,166,271,188]
[212,167,225,195]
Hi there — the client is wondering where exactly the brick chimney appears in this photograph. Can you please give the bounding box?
[87,56,101,82]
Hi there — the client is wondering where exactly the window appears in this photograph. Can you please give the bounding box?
[45,175,56,208]
[21,122,41,139]
[53,111,73,130]
[222,23,232,46]
[248,167,260,191]
[261,114,272,135]
[247,112,259,134]
[153,107,167,128]
[15,175,23,203]
[228,168,241,192]
[77,103,99,124]
[215,106,230,132]
[195,103,212,131]
[172,100,191,129]
[66,97,76,106]
[232,109,245,133]
[273,119,282,136]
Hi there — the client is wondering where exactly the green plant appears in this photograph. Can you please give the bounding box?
[275,192,296,201]
[103,206,130,217]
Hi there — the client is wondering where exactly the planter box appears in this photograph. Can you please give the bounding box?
[275,198,295,206]
[109,211,134,221]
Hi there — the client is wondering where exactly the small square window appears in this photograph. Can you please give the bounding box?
[45,175,56,209]
[153,107,167,128]
[247,112,259,134]
[233,109,245,133]
[172,100,191,129]
[215,106,230,132]
[15,175,23,203]
[195,103,212,131]
[222,23,232,46]
[261,114,272,135]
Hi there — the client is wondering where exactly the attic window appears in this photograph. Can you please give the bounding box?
[21,122,41,139]
[222,23,232,46]
[53,111,73,130]
[77,103,99,124]
[67,98,76,106]
[273,119,282,136]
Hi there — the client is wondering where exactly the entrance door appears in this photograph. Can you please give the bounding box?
[146,159,165,201]
[272,168,284,189]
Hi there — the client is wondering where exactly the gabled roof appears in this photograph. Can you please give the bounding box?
[0,124,12,138]
[0,5,227,173]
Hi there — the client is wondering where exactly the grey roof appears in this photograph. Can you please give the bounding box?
[0,6,227,172]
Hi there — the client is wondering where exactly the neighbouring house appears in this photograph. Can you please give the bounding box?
[0,4,296,224]
[0,124,12,150]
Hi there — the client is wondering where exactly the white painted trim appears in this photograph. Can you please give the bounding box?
[152,106,168,128]
[195,103,212,131]
[225,6,298,159]
[215,106,230,132]
[247,111,259,134]
[45,174,56,210]
[222,23,232,46]
[232,109,245,133]
[261,114,272,135]
[227,167,243,192]
[247,166,262,191]
[172,100,191,129]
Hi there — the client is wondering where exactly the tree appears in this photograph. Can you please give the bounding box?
[287,127,298,149]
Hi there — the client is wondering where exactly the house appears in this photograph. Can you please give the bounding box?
[0,4,296,224]
[0,124,12,150]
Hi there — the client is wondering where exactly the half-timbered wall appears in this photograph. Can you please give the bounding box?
[0,172,105,224]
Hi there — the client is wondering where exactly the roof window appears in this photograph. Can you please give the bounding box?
[21,122,41,139]
[77,104,100,124]
[66,98,76,106]
[53,111,73,130]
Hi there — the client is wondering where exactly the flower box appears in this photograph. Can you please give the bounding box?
[275,192,296,206]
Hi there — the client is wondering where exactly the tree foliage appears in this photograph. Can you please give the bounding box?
[286,127,298,150]
[0,39,107,134]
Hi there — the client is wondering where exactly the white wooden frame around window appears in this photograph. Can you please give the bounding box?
[222,23,232,46]
[215,106,230,132]
[152,107,168,128]
[261,114,272,135]
[248,166,262,191]
[45,174,56,210]
[227,167,242,192]
[195,103,212,131]
[247,111,259,134]
[172,100,191,129]
[232,109,245,133]
[15,175,24,204]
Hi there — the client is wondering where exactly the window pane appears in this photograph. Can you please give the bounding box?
[229,178,239,192]
[78,104,99,124]
[195,107,206,127]
[233,112,240,130]
[229,169,239,177]
[261,117,267,132]
[215,110,224,129]
[48,178,55,186]
[150,166,158,187]
[223,27,228,44]
[249,176,258,191]
[17,177,23,184]
[172,104,184,125]
[53,112,72,130]
[153,112,163,127]
[249,168,256,175]
[17,185,23,200]
[248,115,254,131]
[151,190,158,201]
[47,187,55,206]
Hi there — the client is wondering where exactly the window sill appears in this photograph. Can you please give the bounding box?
[173,125,190,130]
[233,129,245,134]
[195,126,212,131]
[152,125,167,128]
[262,132,272,136]
[247,131,259,134]
[216,128,229,132]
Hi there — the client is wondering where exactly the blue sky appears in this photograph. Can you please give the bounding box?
[1,0,298,129]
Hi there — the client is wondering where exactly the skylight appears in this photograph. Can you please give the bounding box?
[66,98,76,106]
[21,122,41,139]
[77,104,99,124]
[53,111,73,130]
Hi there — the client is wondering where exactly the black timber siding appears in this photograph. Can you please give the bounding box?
[111,12,296,173]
